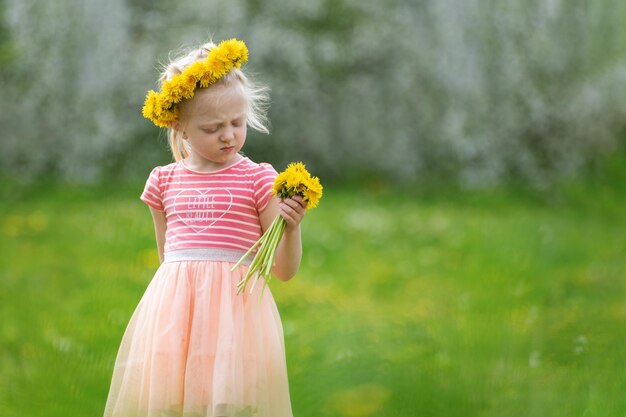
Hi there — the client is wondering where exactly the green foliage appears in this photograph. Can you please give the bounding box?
[0,0,14,68]
[1,156,626,416]
[1,0,626,187]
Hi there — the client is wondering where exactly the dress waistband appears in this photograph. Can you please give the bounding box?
[163,248,253,265]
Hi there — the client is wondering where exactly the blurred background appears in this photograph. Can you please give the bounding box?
[1,0,626,416]
[2,0,626,186]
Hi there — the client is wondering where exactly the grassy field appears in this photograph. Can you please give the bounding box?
[1,156,625,416]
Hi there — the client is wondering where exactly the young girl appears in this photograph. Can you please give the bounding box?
[103,39,305,417]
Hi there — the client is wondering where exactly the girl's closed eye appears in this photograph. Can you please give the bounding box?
[203,125,220,133]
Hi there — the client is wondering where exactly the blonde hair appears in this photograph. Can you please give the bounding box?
[156,41,271,161]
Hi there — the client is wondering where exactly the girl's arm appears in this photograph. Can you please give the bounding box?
[259,195,307,281]
[149,206,167,264]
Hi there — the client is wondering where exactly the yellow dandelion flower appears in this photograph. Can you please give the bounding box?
[273,164,310,198]
[272,171,288,196]
[303,176,323,209]
[233,161,323,297]
[271,162,322,210]
[286,162,307,175]
[142,90,159,119]
[186,75,197,87]
[186,60,205,77]
[286,170,306,190]
[142,38,248,127]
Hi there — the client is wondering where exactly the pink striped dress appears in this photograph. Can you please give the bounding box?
[103,156,294,417]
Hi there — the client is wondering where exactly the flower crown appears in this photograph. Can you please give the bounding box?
[142,38,249,128]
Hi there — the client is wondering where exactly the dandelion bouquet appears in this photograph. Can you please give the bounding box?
[231,162,323,296]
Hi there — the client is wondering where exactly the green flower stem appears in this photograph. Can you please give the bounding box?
[259,219,286,298]
[260,225,277,278]
[258,218,281,277]
[232,173,322,297]
[234,215,285,295]
[264,219,285,277]
[230,230,267,271]
[235,217,276,292]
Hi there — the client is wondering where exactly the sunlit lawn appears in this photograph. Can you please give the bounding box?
[1,160,625,416]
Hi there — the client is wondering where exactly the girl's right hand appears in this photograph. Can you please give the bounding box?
[279,195,307,231]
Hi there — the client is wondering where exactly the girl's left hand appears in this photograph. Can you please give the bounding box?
[279,195,307,230]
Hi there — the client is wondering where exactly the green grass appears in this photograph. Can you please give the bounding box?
[1,157,625,416]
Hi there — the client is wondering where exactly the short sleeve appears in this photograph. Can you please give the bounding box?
[253,162,278,213]
[140,166,164,211]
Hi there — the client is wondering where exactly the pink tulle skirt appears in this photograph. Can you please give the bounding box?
[103,249,293,417]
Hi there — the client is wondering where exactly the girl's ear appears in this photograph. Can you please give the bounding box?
[171,120,188,139]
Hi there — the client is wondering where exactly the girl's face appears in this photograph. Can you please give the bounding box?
[178,81,248,170]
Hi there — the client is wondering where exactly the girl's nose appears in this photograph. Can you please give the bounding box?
[221,126,234,142]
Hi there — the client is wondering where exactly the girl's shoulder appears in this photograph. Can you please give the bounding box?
[142,161,180,189]
[145,161,178,175]
[241,156,277,173]
[158,161,180,173]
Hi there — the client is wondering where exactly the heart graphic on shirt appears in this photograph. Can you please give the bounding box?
[173,188,233,234]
